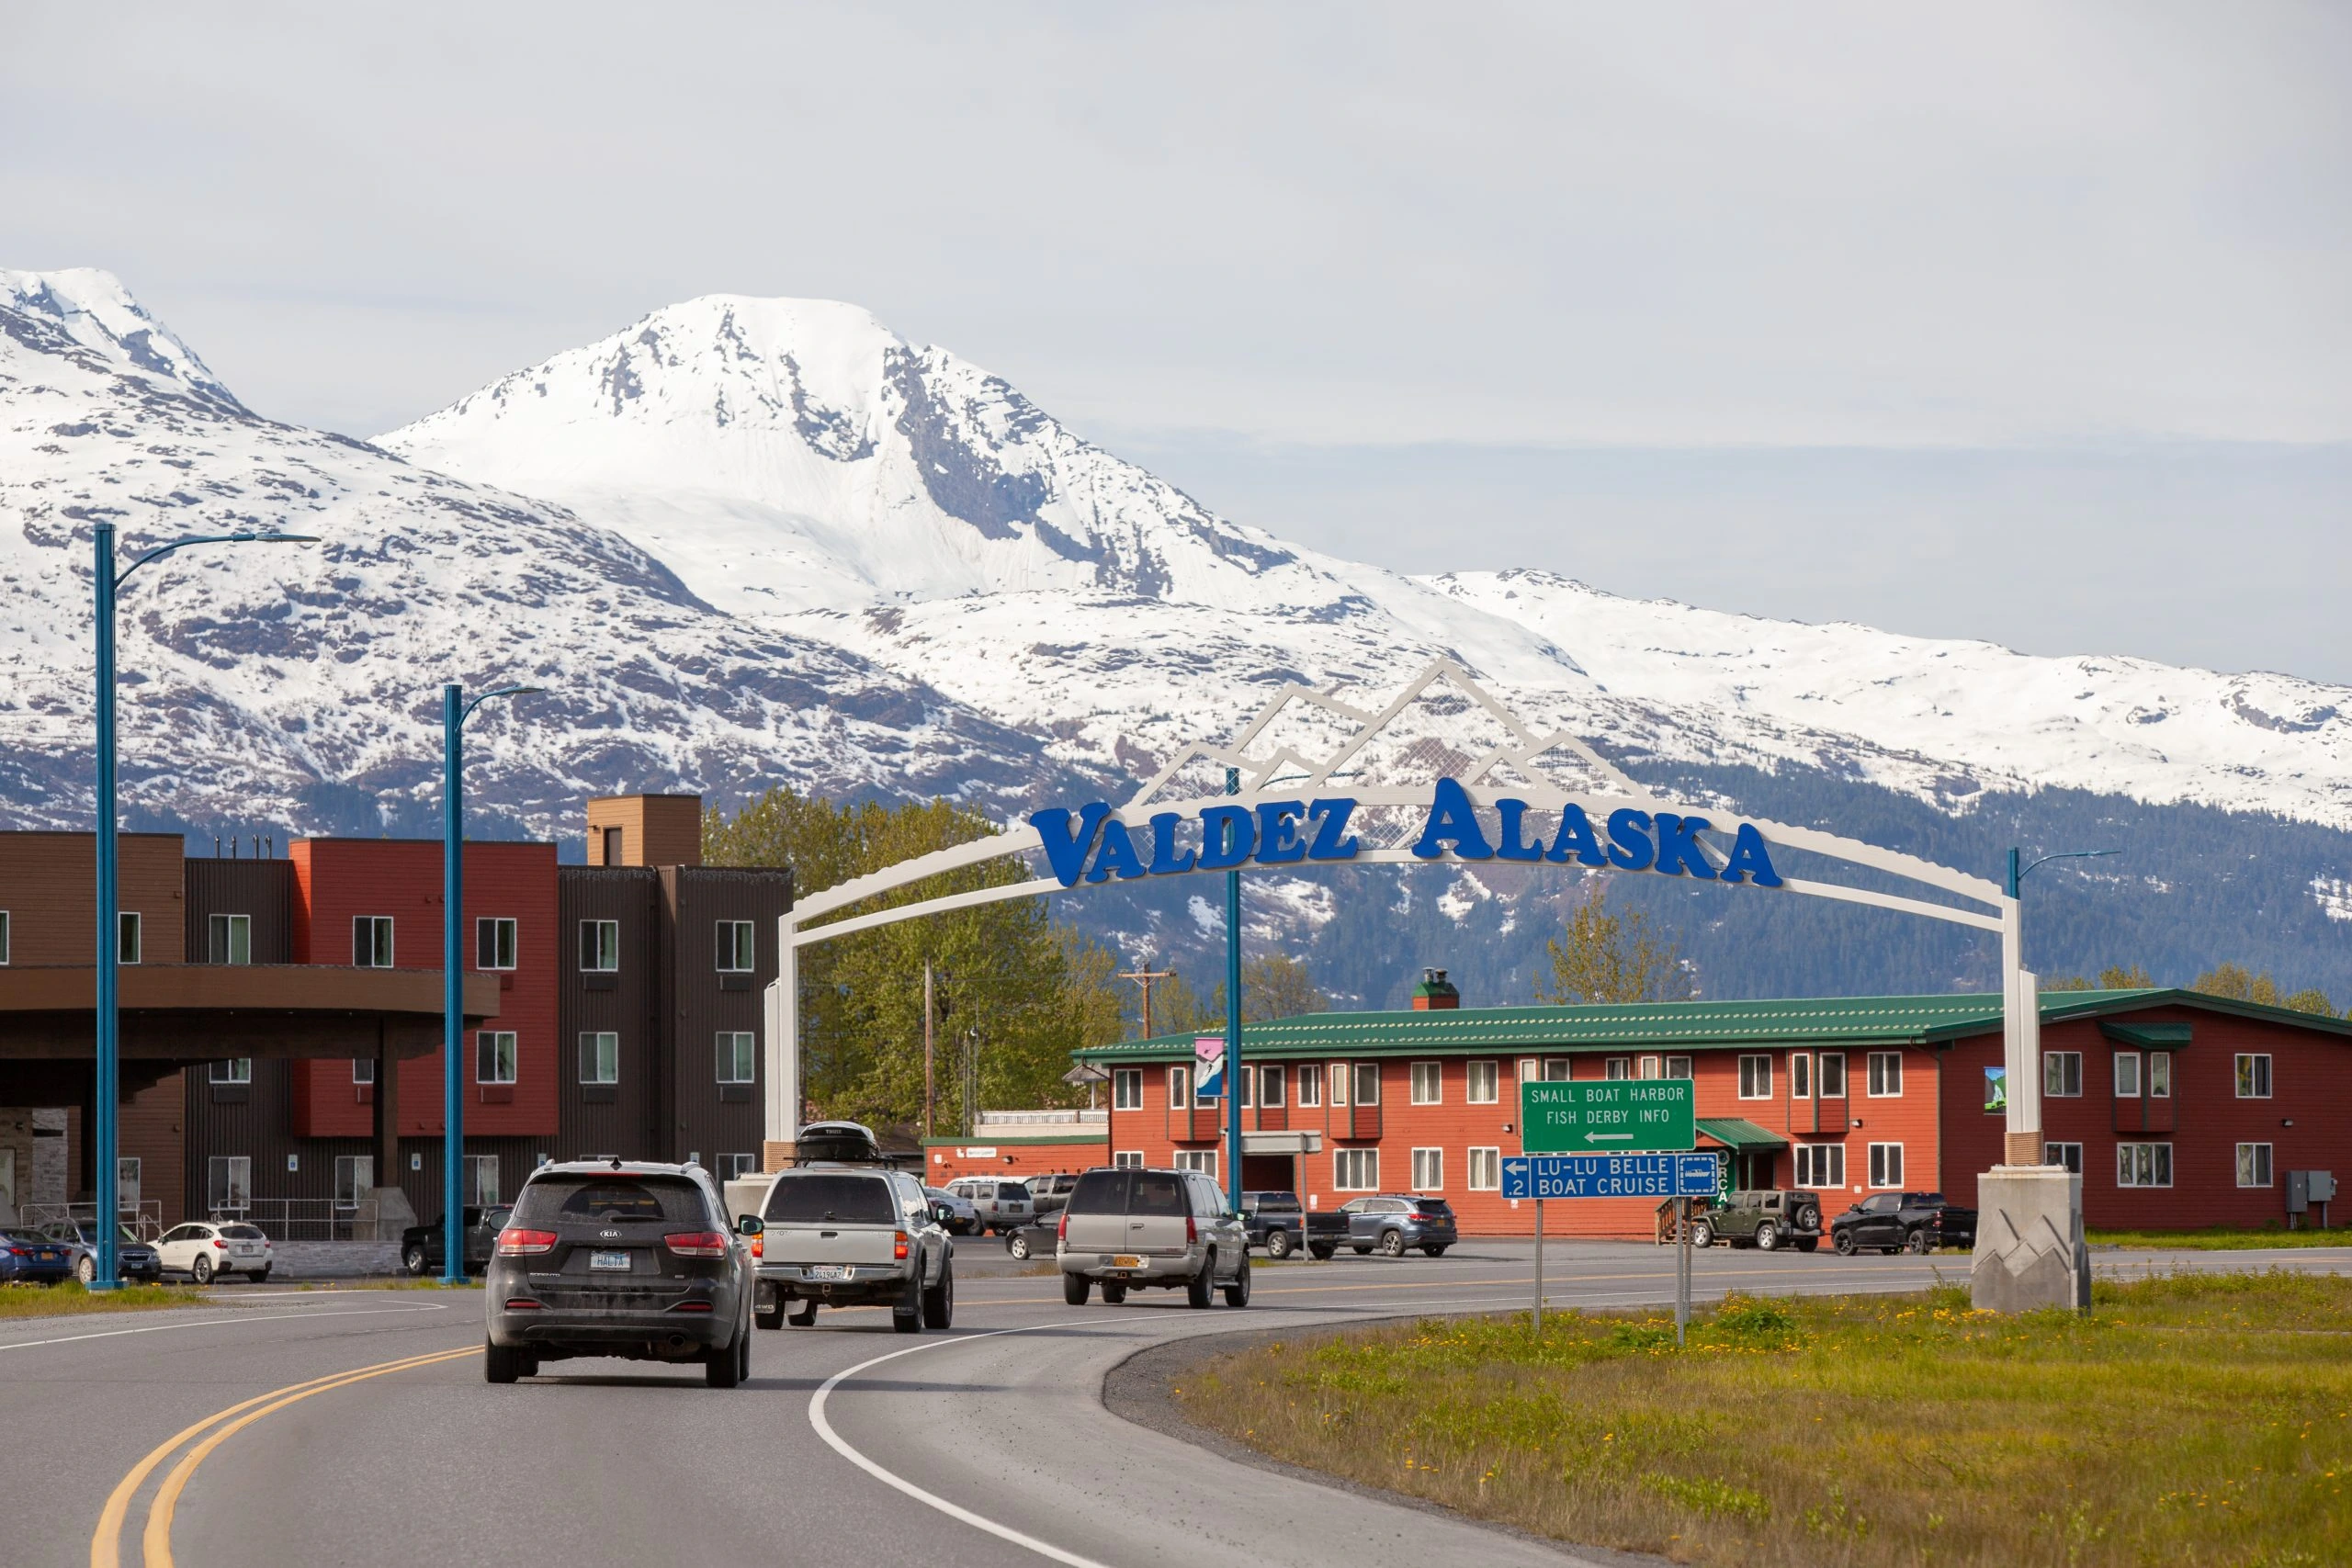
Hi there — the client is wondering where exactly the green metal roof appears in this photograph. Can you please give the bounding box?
[1074,988,2352,1065]
[1696,1118,1786,1151]
[2098,1021,2195,1050]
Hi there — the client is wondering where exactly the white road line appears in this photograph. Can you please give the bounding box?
[809,1319,1130,1568]
[0,1302,452,1354]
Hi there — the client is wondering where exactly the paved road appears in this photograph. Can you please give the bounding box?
[13,1240,2351,1568]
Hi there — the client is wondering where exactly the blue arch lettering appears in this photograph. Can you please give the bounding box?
[1719,823,1783,886]
[1605,808,1655,872]
[1084,818,1148,882]
[1146,812,1196,875]
[1255,800,1307,863]
[1652,814,1718,879]
[1495,799,1544,863]
[1545,804,1609,867]
[1196,805,1256,871]
[1306,798,1361,860]
[1031,803,1111,888]
[1413,777,1494,861]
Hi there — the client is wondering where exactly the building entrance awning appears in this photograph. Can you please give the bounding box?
[1241,1131,1322,1156]
[1696,1117,1786,1152]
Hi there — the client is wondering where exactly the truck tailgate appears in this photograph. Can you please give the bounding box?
[765,1223,899,1267]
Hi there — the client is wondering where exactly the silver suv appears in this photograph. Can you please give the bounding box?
[945,1176,1035,1235]
[1057,1166,1251,1309]
[752,1167,954,1333]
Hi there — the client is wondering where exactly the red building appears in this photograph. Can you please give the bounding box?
[1068,983,2352,1237]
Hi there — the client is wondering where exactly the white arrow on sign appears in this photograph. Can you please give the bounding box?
[1586,1134,1632,1143]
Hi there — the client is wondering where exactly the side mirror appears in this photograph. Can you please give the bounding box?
[933,1205,954,1225]
[736,1215,763,1236]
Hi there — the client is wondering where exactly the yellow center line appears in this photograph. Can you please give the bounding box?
[90,1346,478,1568]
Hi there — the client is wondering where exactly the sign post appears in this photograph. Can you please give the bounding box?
[1515,1080,1707,1342]
[1532,1194,1544,1333]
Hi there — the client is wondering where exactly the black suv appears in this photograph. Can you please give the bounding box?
[484,1159,754,1388]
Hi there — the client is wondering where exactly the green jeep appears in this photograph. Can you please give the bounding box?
[1707,1189,1823,1252]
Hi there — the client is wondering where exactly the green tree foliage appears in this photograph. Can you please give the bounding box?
[2280,987,2336,1017]
[2042,964,2156,992]
[704,787,1128,1135]
[1539,879,1694,1005]
[1246,953,1326,1022]
[2194,963,2280,1007]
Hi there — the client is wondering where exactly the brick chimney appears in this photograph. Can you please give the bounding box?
[1411,968,1460,1010]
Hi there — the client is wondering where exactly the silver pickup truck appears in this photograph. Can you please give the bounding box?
[750,1167,956,1333]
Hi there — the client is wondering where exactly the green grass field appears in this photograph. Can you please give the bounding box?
[0,1280,206,1318]
[1178,1272,2352,1568]
[2091,1226,2352,1250]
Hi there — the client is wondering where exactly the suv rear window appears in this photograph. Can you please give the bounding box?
[1411,1199,1453,1216]
[517,1177,706,1226]
[220,1224,268,1239]
[1067,1168,1131,1214]
[997,1183,1029,1201]
[763,1174,898,1224]
[1130,1172,1186,1217]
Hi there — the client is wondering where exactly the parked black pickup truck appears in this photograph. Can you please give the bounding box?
[1831,1191,1977,1254]
[1239,1190,1307,1258]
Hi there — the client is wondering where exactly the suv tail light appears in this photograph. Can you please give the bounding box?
[496,1228,558,1257]
[1057,1210,1069,1244]
[663,1231,730,1258]
[893,1231,910,1261]
[1185,1214,1197,1245]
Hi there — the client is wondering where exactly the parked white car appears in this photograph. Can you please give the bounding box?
[155,1220,275,1283]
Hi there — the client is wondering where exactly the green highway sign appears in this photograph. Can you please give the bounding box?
[1520,1078,1695,1155]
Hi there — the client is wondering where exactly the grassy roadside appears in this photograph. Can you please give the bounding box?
[2090,1226,2351,1250]
[1176,1273,2352,1567]
[0,1281,208,1319]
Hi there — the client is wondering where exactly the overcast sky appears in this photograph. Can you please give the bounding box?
[6,5,2346,681]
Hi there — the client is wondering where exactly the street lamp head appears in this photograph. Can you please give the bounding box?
[225,532,321,545]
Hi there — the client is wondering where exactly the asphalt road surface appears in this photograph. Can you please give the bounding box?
[14,1240,2352,1568]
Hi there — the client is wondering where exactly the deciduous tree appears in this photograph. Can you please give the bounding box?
[1538,879,1694,1005]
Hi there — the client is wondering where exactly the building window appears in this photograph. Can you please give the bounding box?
[2043,1142,2083,1174]
[2235,1054,2272,1099]
[469,1154,502,1206]
[1868,1143,1905,1189]
[1790,1053,1813,1100]
[717,920,754,974]
[1238,1065,1254,1108]
[0,908,9,964]
[1867,1052,1904,1097]
[1410,1147,1443,1191]
[1352,1062,1381,1106]
[476,918,517,971]
[1329,1062,1348,1105]
[1466,1060,1499,1104]
[1174,1150,1216,1178]
[1169,1064,1192,1106]
[353,916,393,967]
[1113,1150,1145,1169]
[1793,1144,1845,1189]
[206,1155,252,1214]
[1666,1054,1693,1080]
[1604,1056,1632,1080]
[118,910,142,964]
[2044,1052,2083,1097]
[1296,1065,1322,1107]
[579,919,619,973]
[1334,1148,1379,1191]
[1518,1057,1539,1085]
[579,1032,619,1085]
[1112,1068,1143,1111]
[2117,1143,2173,1188]
[2236,1144,2274,1189]
[1638,1055,1661,1080]
[1410,1061,1442,1105]
[2113,1051,2142,1098]
[1544,1058,1572,1081]
[717,1032,755,1085]
[719,1154,758,1180]
[1260,1065,1285,1108]
[334,1155,374,1209]
[209,1058,252,1085]
[208,913,251,965]
[476,1031,518,1085]
[352,1057,374,1085]
[1467,1147,1501,1190]
[2149,1054,2172,1098]
[1738,1055,1772,1100]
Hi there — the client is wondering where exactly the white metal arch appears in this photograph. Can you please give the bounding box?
[763,661,2040,1153]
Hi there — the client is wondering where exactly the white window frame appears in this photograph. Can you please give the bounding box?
[1169,1064,1191,1106]
[353,915,393,968]
[1352,1062,1381,1106]
[1329,1061,1348,1106]
[579,919,619,973]
[1604,1056,1632,1080]
[333,1155,374,1209]
[1543,1057,1572,1081]
[1410,1146,1444,1191]
[209,1058,252,1085]
[2043,1142,2083,1174]
[2149,1053,2172,1098]
[1867,1052,1904,1097]
[2235,1143,2274,1189]
[1637,1055,1661,1080]
[578,1031,619,1086]
[352,1056,375,1086]
[208,912,252,965]
[1867,1142,1905,1190]
[0,908,9,964]
[1260,1064,1284,1108]
[1817,1051,1847,1097]
[1793,1143,1845,1188]
[2117,1142,2174,1189]
[2044,1051,2083,1097]
[1295,1063,1322,1107]
[1238,1065,1254,1108]
[475,917,517,971]
[717,919,754,974]
[1334,1147,1379,1191]
[206,1155,252,1214]
[1666,1054,1693,1080]
[118,910,142,964]
[1112,1067,1144,1111]
[1409,1061,1442,1105]
[1466,1060,1499,1105]
[468,1153,501,1207]
[1468,1146,1501,1190]
[716,1031,755,1085]
[2235,1054,2272,1099]
[1738,1055,1772,1100]
[1112,1150,1145,1169]
[475,1031,518,1086]
[1790,1053,1813,1100]
[2113,1051,2142,1099]
[719,1153,758,1180]
[1174,1149,1216,1178]
[1518,1057,1540,1085]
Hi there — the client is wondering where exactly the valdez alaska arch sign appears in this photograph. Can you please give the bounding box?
[760,660,2075,1307]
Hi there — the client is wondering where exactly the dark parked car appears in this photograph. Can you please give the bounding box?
[42,1220,163,1283]
[484,1159,754,1387]
[401,1205,512,1276]
[2,1229,74,1284]
[1330,1195,1458,1258]
[1832,1191,1977,1255]
[1239,1190,1306,1258]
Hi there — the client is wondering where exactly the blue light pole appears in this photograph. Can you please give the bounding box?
[2007,846,2122,902]
[441,682,541,1286]
[91,523,314,1289]
[1224,767,1244,1213]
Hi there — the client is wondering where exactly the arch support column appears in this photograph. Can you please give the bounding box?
[763,920,799,1170]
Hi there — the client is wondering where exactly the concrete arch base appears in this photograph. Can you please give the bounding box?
[1971,1166,2092,1313]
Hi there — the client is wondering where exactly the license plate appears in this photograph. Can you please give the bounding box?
[38,1251,59,1263]
[808,1264,852,1280]
[1113,1255,1143,1269]
[590,1250,631,1272]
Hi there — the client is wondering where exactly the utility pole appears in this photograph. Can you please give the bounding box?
[923,962,935,1139]
[1117,964,1174,1037]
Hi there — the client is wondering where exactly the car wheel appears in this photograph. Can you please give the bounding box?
[1793,1237,1819,1254]
[1351,1245,1372,1256]
[1006,1231,1033,1261]
[1223,1251,1252,1308]
[1690,1220,1714,1249]
[75,1255,96,1284]
[484,1341,523,1384]
[1755,1221,1780,1252]
[891,1270,923,1335]
[705,1334,745,1388]
[1063,1271,1091,1306]
[1833,1228,1858,1256]
[1905,1228,1934,1254]
[248,1269,270,1283]
[1102,1282,1127,1304]
[402,1243,428,1276]
[1378,1229,1407,1258]
[788,1301,817,1326]
[1309,1244,1336,1260]
[191,1254,215,1286]
[1421,1245,1449,1258]
[922,1261,955,1329]
[1265,1230,1293,1259]
[1187,1254,1216,1309]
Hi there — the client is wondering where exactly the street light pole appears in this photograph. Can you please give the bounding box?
[1224,767,1244,1214]
[90,524,314,1290]
[2001,844,2120,1166]
[442,682,540,1287]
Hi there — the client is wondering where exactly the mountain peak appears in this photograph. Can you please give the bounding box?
[0,267,237,407]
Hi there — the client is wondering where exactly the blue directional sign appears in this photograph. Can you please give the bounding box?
[1500,1152,1721,1200]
